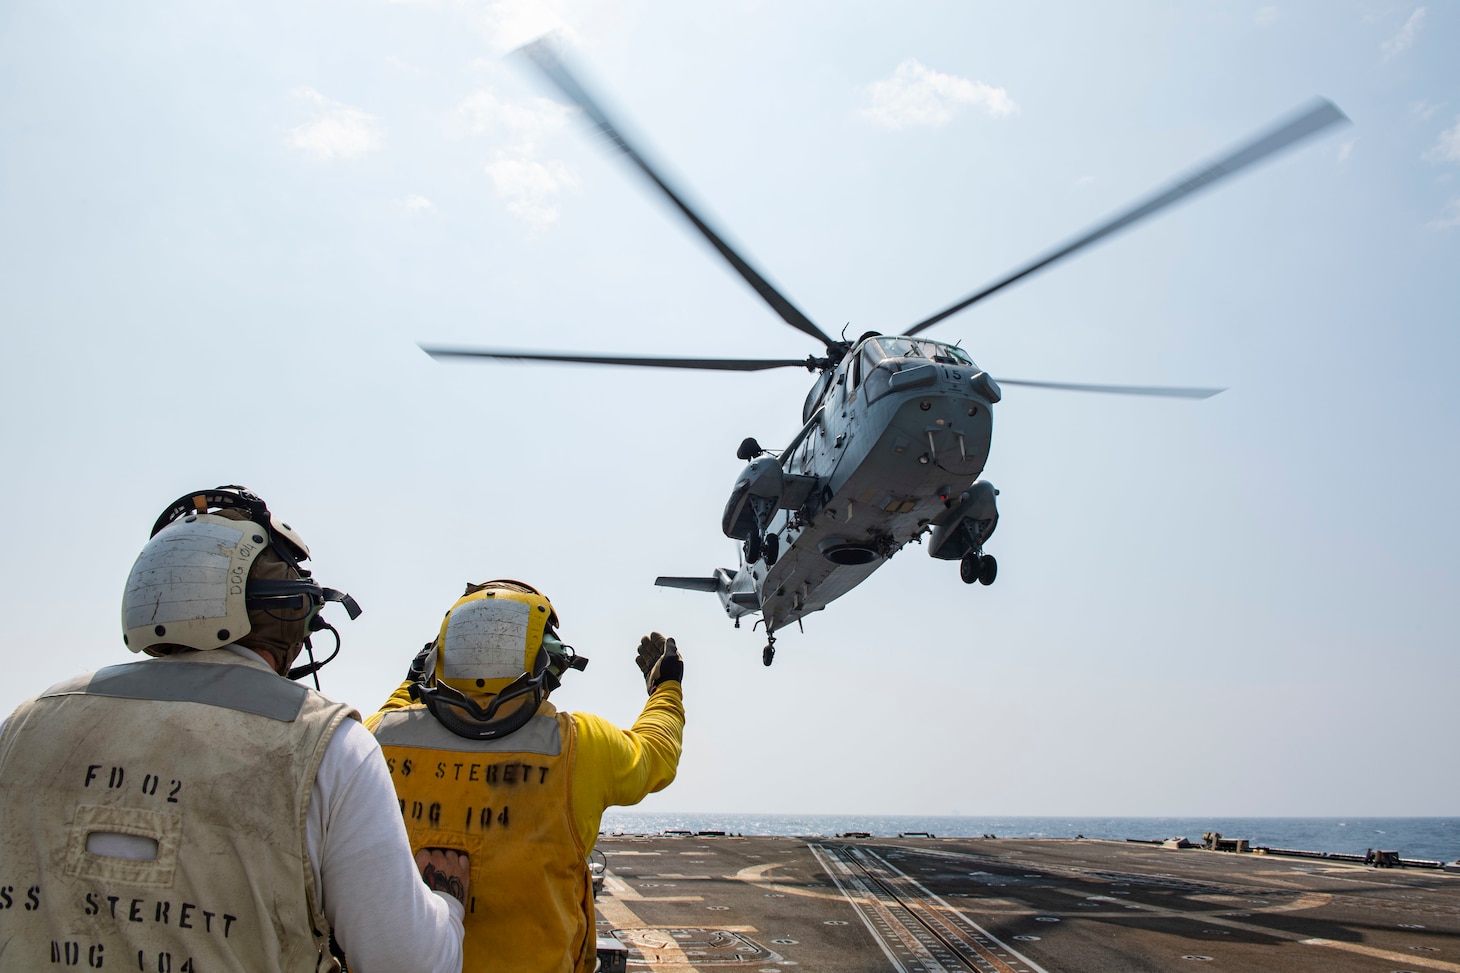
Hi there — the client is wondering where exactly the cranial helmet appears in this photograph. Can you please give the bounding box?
[121,486,361,682]
[412,580,588,740]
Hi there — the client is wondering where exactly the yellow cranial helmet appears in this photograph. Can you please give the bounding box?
[411,578,586,739]
[414,579,588,741]
[435,580,559,695]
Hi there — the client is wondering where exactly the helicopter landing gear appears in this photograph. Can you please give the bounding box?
[762,632,776,667]
[745,531,779,566]
[979,553,997,585]
[960,551,998,586]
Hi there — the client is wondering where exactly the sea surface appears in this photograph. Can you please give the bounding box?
[598,812,1460,863]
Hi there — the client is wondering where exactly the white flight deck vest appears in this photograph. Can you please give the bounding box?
[0,650,357,973]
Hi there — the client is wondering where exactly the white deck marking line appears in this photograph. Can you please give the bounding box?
[852,845,1052,973]
[810,842,916,972]
[1299,938,1460,972]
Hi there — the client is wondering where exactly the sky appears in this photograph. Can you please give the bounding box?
[1,0,1456,818]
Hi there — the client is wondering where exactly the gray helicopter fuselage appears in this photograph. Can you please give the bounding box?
[714,335,1000,632]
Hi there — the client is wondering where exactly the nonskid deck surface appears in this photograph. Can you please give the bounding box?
[594,834,1458,973]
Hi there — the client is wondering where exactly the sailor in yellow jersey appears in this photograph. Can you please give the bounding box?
[364,580,684,973]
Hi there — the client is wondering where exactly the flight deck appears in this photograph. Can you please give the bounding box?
[593,833,1458,973]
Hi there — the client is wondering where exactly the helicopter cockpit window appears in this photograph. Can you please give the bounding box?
[938,343,975,366]
[860,337,978,405]
[867,337,974,366]
[802,368,834,424]
[859,341,884,383]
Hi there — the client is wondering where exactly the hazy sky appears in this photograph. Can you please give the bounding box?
[2,1,1456,817]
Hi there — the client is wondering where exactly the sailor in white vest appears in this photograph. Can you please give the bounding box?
[0,486,470,973]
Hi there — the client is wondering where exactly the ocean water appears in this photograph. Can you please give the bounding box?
[598,812,1460,863]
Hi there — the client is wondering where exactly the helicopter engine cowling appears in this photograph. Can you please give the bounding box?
[721,455,785,540]
[927,480,1000,561]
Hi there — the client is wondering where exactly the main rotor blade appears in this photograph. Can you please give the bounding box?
[993,377,1225,399]
[518,38,837,351]
[422,345,821,372]
[906,98,1350,337]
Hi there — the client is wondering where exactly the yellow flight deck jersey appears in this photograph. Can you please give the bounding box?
[366,681,683,973]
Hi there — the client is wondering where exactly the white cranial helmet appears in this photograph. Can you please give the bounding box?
[121,486,358,662]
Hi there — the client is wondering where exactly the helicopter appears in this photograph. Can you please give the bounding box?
[424,39,1349,666]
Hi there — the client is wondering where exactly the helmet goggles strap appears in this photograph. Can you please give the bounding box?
[411,675,545,741]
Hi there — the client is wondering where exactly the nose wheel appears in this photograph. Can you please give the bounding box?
[960,551,997,586]
[746,531,779,566]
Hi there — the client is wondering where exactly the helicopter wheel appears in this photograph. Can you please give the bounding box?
[959,551,980,585]
[762,643,775,666]
[978,554,998,586]
[744,532,762,564]
[763,533,779,566]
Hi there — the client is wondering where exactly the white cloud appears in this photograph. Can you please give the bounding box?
[397,194,436,214]
[385,55,423,75]
[861,59,1016,129]
[450,88,574,147]
[1409,100,1443,121]
[1255,6,1280,27]
[1337,138,1357,163]
[484,154,579,227]
[480,0,577,54]
[452,87,579,227]
[1380,7,1426,60]
[383,0,579,54]
[1428,198,1460,229]
[287,88,386,161]
[1424,117,1460,163]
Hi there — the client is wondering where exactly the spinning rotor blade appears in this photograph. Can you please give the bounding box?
[992,377,1224,399]
[906,99,1350,337]
[518,38,837,351]
[422,345,822,372]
